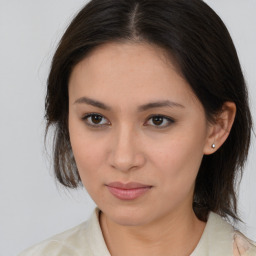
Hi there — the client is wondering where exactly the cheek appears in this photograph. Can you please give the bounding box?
[147,128,206,191]
[72,138,105,167]
[68,119,107,184]
[150,135,203,170]
[147,141,202,209]
[71,136,107,194]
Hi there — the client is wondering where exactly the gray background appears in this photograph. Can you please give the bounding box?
[0,1,255,255]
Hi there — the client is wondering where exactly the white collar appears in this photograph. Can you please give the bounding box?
[87,208,234,256]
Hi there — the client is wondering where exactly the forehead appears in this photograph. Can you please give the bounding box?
[69,42,199,108]
[84,41,176,67]
[75,42,180,78]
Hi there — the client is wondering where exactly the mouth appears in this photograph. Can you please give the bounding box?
[105,182,152,200]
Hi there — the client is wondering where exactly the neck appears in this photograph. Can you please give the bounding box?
[100,206,206,256]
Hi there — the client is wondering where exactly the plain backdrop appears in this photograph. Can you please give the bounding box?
[0,1,255,255]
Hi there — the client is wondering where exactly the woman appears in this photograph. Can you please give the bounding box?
[20,0,256,255]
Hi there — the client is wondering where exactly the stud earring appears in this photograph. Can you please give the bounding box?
[211,143,216,149]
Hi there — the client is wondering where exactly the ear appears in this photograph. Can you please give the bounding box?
[204,102,236,155]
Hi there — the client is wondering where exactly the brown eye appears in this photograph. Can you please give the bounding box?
[152,116,164,126]
[145,115,174,129]
[82,113,110,128]
[91,114,102,124]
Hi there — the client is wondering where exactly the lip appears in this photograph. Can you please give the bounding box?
[106,182,152,200]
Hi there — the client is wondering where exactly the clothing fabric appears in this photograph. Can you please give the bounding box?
[19,208,256,256]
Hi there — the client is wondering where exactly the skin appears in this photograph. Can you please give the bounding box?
[68,42,236,256]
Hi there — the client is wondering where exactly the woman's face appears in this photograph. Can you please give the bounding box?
[68,42,213,226]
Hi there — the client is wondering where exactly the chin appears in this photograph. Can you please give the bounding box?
[111,214,149,227]
[103,204,153,227]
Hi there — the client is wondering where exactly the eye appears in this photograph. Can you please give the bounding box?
[145,115,174,128]
[82,113,110,128]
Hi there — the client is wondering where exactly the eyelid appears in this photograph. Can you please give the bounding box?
[82,113,111,128]
[144,114,175,129]
[81,113,175,129]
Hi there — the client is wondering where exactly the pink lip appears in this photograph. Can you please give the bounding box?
[106,182,152,200]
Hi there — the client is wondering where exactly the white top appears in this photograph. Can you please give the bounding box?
[19,208,256,256]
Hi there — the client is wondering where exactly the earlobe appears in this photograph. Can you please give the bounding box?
[204,102,236,155]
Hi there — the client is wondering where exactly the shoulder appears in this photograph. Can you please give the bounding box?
[18,221,90,256]
[18,208,108,256]
[191,212,256,256]
[233,230,256,256]
[209,212,256,256]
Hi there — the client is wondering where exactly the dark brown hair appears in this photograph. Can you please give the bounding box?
[45,0,252,221]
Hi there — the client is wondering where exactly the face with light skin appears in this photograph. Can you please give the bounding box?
[68,42,232,229]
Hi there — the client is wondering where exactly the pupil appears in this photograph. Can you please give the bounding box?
[153,116,163,125]
[92,115,102,124]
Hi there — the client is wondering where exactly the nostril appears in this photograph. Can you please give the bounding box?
[109,149,146,172]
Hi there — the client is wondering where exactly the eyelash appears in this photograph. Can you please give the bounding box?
[82,113,175,129]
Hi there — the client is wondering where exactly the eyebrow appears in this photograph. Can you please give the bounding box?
[74,96,184,111]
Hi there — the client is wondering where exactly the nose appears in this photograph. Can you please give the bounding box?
[108,125,146,172]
